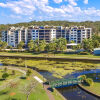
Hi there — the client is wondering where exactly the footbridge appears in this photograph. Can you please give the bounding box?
[49,78,83,88]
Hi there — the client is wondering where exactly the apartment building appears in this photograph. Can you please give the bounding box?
[1,26,92,47]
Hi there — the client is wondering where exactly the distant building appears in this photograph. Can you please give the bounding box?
[1,26,92,47]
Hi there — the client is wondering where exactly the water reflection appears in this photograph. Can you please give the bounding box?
[58,86,99,100]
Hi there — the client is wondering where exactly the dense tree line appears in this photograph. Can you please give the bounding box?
[28,38,67,52]
[74,35,100,53]
[0,35,100,53]
[0,21,100,36]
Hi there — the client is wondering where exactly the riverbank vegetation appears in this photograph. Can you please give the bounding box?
[1,58,100,78]
[81,73,100,96]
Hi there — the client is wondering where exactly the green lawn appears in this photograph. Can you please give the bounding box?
[0,69,49,100]
[0,69,22,85]
[83,82,100,96]
[0,51,100,59]
[81,73,100,96]
[0,67,65,100]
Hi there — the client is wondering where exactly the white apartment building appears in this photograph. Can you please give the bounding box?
[1,26,92,47]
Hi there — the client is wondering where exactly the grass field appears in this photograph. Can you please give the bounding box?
[0,67,49,100]
[0,67,64,100]
[0,51,100,59]
[0,69,22,85]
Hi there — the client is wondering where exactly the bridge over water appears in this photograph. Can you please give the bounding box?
[49,78,83,88]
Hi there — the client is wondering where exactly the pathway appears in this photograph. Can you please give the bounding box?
[33,75,55,100]
[44,84,55,100]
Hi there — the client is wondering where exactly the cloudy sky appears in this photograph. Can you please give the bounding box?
[0,0,100,24]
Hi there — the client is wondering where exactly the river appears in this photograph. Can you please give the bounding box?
[39,69,100,100]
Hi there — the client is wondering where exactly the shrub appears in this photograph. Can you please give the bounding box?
[85,78,94,86]
[26,69,31,77]
[4,67,7,72]
[81,75,87,80]
[12,70,15,75]
[2,73,9,79]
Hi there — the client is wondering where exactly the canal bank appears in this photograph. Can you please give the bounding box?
[39,69,100,100]
[0,58,100,100]
[0,54,100,62]
[78,84,100,98]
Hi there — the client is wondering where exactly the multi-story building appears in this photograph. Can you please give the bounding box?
[1,26,92,47]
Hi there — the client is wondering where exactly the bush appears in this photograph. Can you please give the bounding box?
[81,75,87,80]
[2,73,9,79]
[26,70,31,76]
[4,67,7,72]
[12,70,15,75]
[85,78,94,86]
[78,51,90,55]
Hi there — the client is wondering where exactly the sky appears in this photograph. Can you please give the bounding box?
[0,0,100,24]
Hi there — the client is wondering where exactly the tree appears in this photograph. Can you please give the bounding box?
[45,42,57,52]
[0,41,7,50]
[4,67,7,73]
[12,70,15,75]
[82,39,94,52]
[86,78,94,86]
[92,35,100,48]
[93,40,100,48]
[56,38,67,51]
[20,80,37,100]
[32,39,39,52]
[28,40,34,51]
[38,40,46,52]
[17,41,24,49]
[2,73,9,80]
[26,70,31,77]
[70,40,75,43]
[73,44,82,50]
[7,45,12,49]
[92,35,100,43]
[33,43,39,52]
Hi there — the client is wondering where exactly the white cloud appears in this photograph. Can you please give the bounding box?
[0,3,7,7]
[0,0,36,15]
[0,0,100,22]
[84,7,100,16]
[68,0,77,6]
[53,0,62,3]
[84,0,88,4]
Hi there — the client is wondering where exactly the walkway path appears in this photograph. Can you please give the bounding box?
[44,84,55,100]
[33,75,55,100]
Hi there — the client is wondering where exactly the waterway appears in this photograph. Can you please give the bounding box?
[0,61,100,100]
[39,69,100,100]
